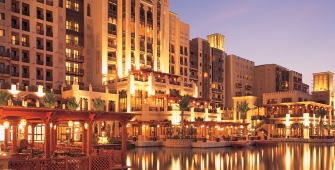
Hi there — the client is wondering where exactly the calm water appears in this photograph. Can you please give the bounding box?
[126,143,335,170]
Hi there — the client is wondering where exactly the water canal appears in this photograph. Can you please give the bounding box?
[126,143,335,170]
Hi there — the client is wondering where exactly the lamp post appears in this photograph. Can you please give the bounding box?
[8,84,20,105]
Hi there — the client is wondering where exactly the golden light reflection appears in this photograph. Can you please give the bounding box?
[285,147,290,170]
[303,144,310,170]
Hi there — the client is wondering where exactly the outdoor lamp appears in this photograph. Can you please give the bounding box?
[68,120,73,127]
[84,123,88,129]
[20,119,27,127]
[3,120,9,129]
[50,122,53,128]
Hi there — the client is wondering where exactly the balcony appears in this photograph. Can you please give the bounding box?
[236,83,242,88]
[0,52,10,59]
[22,10,30,16]
[108,43,116,48]
[36,29,44,35]
[36,75,44,80]
[11,72,19,77]
[12,7,20,13]
[66,67,84,76]
[245,85,252,90]
[46,16,53,22]
[36,59,44,65]
[46,46,53,52]
[37,14,44,20]
[22,73,29,78]
[11,56,20,61]
[22,42,30,47]
[235,92,242,96]
[108,56,116,62]
[66,40,82,48]
[22,57,30,63]
[108,70,116,75]
[37,45,44,50]
[66,54,84,63]
[11,39,19,45]
[46,61,53,66]
[212,88,223,93]
[0,68,10,75]
[46,76,53,81]
[108,30,116,35]
[169,81,180,86]
[46,0,53,6]
[46,31,53,37]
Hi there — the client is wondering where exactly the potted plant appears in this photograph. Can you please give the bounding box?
[42,92,57,108]
[93,97,105,111]
[67,97,79,110]
[0,91,10,106]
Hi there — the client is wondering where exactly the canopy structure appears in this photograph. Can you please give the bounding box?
[0,106,137,162]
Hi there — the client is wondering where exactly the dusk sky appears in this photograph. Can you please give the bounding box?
[170,0,335,92]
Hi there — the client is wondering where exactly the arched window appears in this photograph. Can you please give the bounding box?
[87,4,91,16]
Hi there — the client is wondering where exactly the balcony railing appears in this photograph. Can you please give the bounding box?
[11,7,20,13]
[22,57,30,63]
[11,72,19,77]
[0,68,10,74]
[22,42,30,47]
[22,10,30,16]
[108,56,116,62]
[46,31,53,37]
[46,0,53,6]
[66,54,84,62]
[36,75,44,80]
[37,45,44,50]
[245,85,252,90]
[46,46,53,52]
[46,16,53,22]
[22,73,29,78]
[46,61,53,66]
[46,76,53,81]
[66,67,84,76]
[11,39,20,45]
[236,83,242,88]
[36,29,44,35]
[11,56,20,61]
[22,26,30,32]
[37,14,44,20]
[0,52,10,58]
[36,59,44,65]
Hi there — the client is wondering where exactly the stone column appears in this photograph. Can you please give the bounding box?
[82,122,87,153]
[121,120,127,166]
[4,128,8,149]
[86,120,93,156]
[43,120,50,158]
[30,124,36,147]
[24,125,28,140]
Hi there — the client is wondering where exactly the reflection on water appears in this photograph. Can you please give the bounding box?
[127,143,335,170]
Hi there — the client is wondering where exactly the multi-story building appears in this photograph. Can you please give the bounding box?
[225,54,255,109]
[254,64,309,105]
[312,71,335,106]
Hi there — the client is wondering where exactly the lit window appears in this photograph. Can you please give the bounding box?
[34,124,45,141]
[74,3,79,11]
[66,35,71,43]
[74,36,78,45]
[66,21,71,30]
[66,48,71,57]
[0,13,4,20]
[0,29,4,36]
[66,0,71,9]
[74,23,79,32]
[66,75,71,84]
[73,50,78,58]
[73,76,78,83]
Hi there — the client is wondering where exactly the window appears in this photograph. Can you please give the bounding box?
[0,0,4,3]
[66,0,71,9]
[66,75,71,84]
[66,48,71,56]
[66,21,71,29]
[74,2,79,11]
[34,124,45,141]
[87,4,91,16]
[59,0,63,8]
[66,34,71,43]
[74,36,78,45]
[0,13,4,20]
[0,29,4,36]
[73,76,78,83]
[74,23,79,32]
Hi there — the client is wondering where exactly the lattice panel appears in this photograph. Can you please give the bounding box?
[68,157,89,170]
[91,156,109,170]
[40,158,66,170]
[8,160,37,170]
[111,150,123,165]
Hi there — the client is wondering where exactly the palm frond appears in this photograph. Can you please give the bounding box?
[0,91,10,106]
[179,96,190,112]
[93,97,105,111]
[67,97,79,110]
[42,92,57,108]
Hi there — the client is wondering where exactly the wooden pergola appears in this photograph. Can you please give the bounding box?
[0,106,136,162]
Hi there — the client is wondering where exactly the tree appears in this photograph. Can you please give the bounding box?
[236,101,251,123]
[315,108,328,137]
[93,97,105,111]
[0,91,10,106]
[67,97,79,110]
[42,92,57,108]
[178,95,190,136]
[236,101,251,134]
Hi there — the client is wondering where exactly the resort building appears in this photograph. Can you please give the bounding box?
[254,64,309,105]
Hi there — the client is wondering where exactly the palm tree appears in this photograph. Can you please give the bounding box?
[0,91,10,106]
[236,101,251,123]
[178,95,190,136]
[67,97,79,110]
[315,108,328,137]
[93,97,105,111]
[42,92,57,108]
[297,123,304,137]
[236,101,251,134]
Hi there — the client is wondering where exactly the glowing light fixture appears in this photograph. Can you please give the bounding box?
[20,119,27,127]
[3,120,9,129]
[8,84,19,95]
[84,123,88,129]
[68,120,73,127]
[35,85,45,97]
